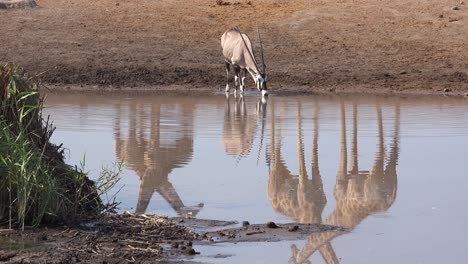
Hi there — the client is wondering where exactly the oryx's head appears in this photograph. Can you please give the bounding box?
[254,72,267,95]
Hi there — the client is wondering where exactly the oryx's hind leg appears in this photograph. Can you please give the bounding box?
[225,61,231,93]
[240,69,247,94]
[233,65,241,92]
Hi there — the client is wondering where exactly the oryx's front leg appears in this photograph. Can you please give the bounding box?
[234,65,241,92]
[240,69,247,94]
[225,61,231,93]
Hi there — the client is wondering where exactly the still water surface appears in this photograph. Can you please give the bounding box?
[43,92,468,264]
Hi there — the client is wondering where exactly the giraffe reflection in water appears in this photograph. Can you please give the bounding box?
[113,98,203,217]
[267,99,400,264]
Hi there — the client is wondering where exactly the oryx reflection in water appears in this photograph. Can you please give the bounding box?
[113,98,203,217]
[223,94,267,161]
[267,98,400,264]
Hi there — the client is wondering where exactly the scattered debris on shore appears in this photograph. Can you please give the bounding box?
[0,213,346,263]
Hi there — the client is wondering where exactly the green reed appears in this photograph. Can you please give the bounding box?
[0,63,112,230]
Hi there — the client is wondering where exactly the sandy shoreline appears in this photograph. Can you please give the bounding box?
[41,83,468,98]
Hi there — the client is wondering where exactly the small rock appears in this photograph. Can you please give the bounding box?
[242,221,250,227]
[171,242,179,249]
[186,248,198,255]
[444,88,451,92]
[399,71,407,75]
[464,92,468,97]
[439,14,444,18]
[288,225,299,232]
[460,1,465,5]
[452,5,460,10]
[266,221,279,228]
[115,2,119,6]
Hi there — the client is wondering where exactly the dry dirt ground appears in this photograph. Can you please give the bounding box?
[1,0,468,95]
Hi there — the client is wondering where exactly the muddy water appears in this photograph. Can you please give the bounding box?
[43,92,468,264]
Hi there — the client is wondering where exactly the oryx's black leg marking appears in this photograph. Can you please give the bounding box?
[225,61,231,92]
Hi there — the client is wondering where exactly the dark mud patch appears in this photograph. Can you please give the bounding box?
[41,65,225,89]
[199,222,346,243]
[173,217,239,233]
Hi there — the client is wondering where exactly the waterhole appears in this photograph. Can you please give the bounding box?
[43,92,468,264]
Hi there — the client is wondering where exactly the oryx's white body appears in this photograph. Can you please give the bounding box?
[221,28,268,96]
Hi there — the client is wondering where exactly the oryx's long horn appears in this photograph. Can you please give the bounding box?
[257,27,266,74]
[256,100,267,165]
[236,28,261,74]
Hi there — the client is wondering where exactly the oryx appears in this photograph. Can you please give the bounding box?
[221,28,268,96]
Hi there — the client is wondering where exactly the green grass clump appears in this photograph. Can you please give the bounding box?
[0,63,104,230]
